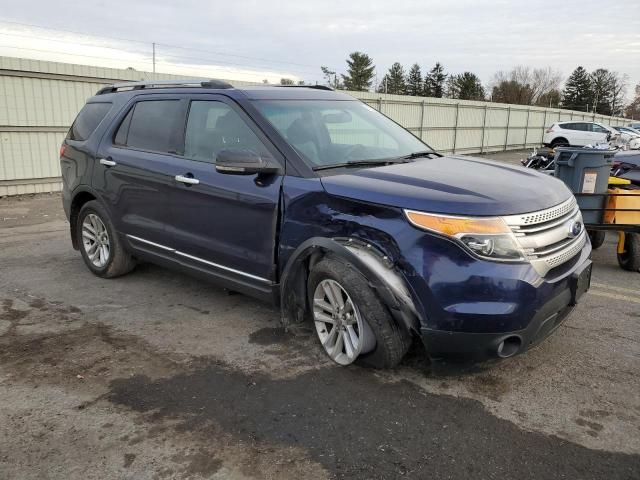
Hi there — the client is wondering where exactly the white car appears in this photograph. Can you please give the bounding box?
[613,126,640,150]
[543,121,616,147]
[614,126,640,141]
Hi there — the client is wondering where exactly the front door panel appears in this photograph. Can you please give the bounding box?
[166,96,284,283]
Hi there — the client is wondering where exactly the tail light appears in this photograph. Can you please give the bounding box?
[59,144,66,158]
[545,127,554,133]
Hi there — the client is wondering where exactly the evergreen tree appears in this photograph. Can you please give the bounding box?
[406,63,423,96]
[590,68,614,115]
[383,62,407,95]
[447,72,485,100]
[561,66,592,111]
[424,62,447,97]
[341,52,375,91]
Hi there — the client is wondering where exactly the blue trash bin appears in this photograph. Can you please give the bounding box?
[553,147,614,224]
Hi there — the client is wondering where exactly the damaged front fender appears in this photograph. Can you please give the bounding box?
[279,236,421,335]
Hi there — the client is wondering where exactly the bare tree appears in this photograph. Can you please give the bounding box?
[609,72,628,116]
[490,66,562,106]
[625,83,640,119]
[321,66,338,88]
[530,67,563,105]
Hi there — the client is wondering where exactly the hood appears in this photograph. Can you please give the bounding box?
[320,155,572,216]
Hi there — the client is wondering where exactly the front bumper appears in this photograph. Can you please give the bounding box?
[419,257,592,359]
[395,222,593,359]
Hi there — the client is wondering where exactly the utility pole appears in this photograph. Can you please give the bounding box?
[152,42,156,74]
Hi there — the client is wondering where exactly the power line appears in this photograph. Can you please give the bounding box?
[0,31,320,77]
[0,31,152,57]
[0,19,151,46]
[0,18,338,74]
[0,44,320,82]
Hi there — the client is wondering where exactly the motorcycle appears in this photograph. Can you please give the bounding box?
[520,147,556,172]
[611,151,640,186]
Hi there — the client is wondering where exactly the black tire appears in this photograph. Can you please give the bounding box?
[588,230,606,250]
[550,138,569,148]
[76,200,136,278]
[307,256,412,368]
[617,233,640,272]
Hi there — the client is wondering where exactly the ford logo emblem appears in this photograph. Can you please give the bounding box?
[569,221,582,238]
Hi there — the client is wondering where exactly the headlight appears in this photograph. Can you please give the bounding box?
[404,210,525,262]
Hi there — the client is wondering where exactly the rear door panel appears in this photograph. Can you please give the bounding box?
[93,95,186,247]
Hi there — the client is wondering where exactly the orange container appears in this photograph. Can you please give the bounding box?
[605,188,640,225]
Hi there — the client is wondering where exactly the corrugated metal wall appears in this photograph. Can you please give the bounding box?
[351,92,628,153]
[0,56,629,196]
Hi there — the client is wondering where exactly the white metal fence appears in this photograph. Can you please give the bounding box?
[351,92,628,154]
[0,56,629,196]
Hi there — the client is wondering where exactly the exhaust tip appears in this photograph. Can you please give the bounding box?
[497,336,522,358]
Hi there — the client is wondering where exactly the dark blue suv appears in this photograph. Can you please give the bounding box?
[61,80,592,368]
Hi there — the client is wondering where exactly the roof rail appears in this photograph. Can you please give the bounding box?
[277,84,334,91]
[96,79,233,95]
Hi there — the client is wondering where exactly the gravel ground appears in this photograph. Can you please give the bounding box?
[0,188,639,480]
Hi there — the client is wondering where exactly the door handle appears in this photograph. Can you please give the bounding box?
[99,158,117,167]
[175,174,200,185]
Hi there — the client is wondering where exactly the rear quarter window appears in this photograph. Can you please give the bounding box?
[67,103,112,141]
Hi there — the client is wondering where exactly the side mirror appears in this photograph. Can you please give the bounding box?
[215,149,279,175]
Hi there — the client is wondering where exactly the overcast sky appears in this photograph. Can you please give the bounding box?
[1,0,639,93]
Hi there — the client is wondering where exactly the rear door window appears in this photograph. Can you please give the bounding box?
[67,103,112,141]
[117,100,182,153]
[569,123,588,131]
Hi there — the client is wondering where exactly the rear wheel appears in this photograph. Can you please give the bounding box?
[588,230,606,250]
[617,233,640,272]
[77,200,136,278]
[550,138,569,148]
[308,257,411,368]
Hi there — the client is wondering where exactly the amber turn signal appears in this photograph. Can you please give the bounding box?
[404,210,510,236]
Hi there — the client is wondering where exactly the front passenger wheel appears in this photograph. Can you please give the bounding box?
[77,200,136,278]
[308,257,411,368]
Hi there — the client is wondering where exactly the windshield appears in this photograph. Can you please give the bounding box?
[253,100,432,167]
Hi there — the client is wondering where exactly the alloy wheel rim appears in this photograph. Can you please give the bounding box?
[312,279,375,365]
[82,214,110,268]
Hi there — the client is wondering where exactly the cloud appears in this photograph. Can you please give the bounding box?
[0,0,638,89]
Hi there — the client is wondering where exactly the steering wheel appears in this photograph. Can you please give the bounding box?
[342,144,367,161]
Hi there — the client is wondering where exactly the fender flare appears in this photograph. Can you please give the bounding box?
[68,185,104,249]
[279,237,421,334]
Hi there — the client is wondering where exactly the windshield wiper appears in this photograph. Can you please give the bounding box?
[401,150,437,160]
[312,159,408,171]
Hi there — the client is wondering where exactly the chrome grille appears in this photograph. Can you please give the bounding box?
[502,197,586,276]
[509,197,578,225]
